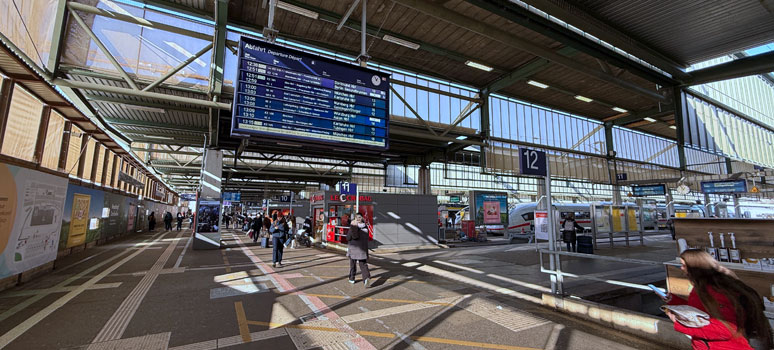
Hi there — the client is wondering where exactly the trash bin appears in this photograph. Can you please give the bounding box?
[577,235,593,254]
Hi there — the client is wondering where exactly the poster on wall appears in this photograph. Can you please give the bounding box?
[471,191,508,226]
[128,202,136,232]
[66,194,90,247]
[0,163,68,279]
[61,185,105,248]
[103,193,128,237]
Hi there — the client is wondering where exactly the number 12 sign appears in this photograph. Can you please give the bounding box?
[520,148,547,176]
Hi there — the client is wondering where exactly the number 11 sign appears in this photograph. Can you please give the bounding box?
[520,148,547,176]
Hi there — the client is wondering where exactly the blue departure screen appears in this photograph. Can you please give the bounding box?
[231,37,390,149]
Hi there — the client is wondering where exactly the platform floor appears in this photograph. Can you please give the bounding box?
[0,229,679,350]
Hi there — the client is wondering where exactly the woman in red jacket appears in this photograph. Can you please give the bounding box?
[665,249,771,350]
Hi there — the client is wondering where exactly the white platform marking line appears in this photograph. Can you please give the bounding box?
[92,231,185,343]
[340,295,464,324]
[543,324,565,350]
[0,283,123,298]
[0,230,165,324]
[0,232,172,348]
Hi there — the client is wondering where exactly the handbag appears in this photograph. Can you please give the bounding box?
[248,229,254,239]
[660,305,710,328]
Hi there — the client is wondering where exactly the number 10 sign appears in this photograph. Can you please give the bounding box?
[520,148,547,176]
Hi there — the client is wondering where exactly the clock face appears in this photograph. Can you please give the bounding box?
[371,75,381,86]
[676,184,690,195]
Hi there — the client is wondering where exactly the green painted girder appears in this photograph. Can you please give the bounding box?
[486,46,578,93]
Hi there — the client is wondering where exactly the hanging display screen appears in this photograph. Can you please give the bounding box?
[231,37,390,150]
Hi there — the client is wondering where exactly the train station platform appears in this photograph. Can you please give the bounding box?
[0,228,681,350]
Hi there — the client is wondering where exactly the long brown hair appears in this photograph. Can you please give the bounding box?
[680,249,772,348]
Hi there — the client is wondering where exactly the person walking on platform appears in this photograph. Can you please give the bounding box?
[347,213,371,287]
[270,217,288,268]
[148,212,156,231]
[223,213,230,229]
[252,215,263,243]
[663,249,771,350]
[176,212,184,231]
[561,213,583,252]
[164,211,173,231]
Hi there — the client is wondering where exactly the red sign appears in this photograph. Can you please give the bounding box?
[311,195,325,203]
[329,194,372,203]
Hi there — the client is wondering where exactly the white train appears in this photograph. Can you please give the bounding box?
[457,202,706,239]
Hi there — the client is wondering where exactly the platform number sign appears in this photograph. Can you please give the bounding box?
[339,182,357,196]
[616,173,628,181]
[520,148,547,176]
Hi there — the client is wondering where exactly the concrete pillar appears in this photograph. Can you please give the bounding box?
[193,148,223,250]
[612,185,623,205]
[704,193,711,217]
[666,189,675,218]
[417,164,431,195]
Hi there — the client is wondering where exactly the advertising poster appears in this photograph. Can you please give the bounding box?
[483,201,501,224]
[0,163,68,279]
[534,211,549,240]
[103,193,128,237]
[66,194,90,248]
[60,185,105,248]
[472,191,508,226]
[127,202,136,232]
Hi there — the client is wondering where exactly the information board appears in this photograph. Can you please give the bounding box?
[231,37,390,150]
[631,184,666,196]
[700,180,747,194]
[222,192,241,202]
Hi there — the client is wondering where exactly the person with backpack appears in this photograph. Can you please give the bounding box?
[347,213,371,287]
[561,213,583,252]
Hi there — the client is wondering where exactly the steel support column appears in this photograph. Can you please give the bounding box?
[33,105,52,165]
[480,90,490,169]
[47,0,69,76]
[673,88,687,171]
[208,0,228,147]
[58,121,72,172]
[0,79,14,151]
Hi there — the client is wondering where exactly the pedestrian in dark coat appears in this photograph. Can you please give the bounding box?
[164,211,173,231]
[149,212,156,231]
[270,217,288,267]
[176,212,184,231]
[347,213,371,286]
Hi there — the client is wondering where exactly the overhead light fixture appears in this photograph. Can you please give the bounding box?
[120,103,166,114]
[465,60,493,72]
[575,95,593,103]
[644,117,657,122]
[669,125,677,130]
[527,80,549,89]
[277,1,319,19]
[382,35,420,50]
[612,107,628,113]
[144,135,174,140]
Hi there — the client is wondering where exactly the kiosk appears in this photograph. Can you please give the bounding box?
[309,191,438,248]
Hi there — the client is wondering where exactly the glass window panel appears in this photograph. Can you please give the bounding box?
[66,126,83,176]
[94,145,105,185]
[1,86,42,161]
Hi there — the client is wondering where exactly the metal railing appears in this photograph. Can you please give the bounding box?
[538,249,668,294]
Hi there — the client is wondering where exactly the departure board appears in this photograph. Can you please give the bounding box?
[231,37,390,150]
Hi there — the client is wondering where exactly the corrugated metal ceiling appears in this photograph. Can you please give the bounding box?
[565,0,774,65]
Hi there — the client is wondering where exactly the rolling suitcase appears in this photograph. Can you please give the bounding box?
[261,237,269,248]
[576,235,593,254]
